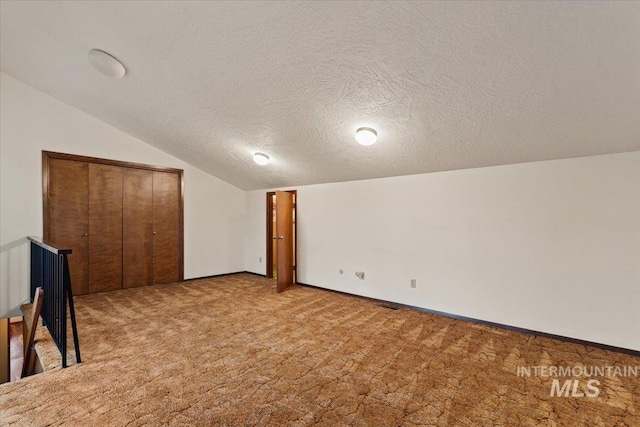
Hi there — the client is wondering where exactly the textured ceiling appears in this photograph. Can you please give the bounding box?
[1,1,639,190]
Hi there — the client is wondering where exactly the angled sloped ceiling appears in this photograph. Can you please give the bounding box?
[1,1,639,190]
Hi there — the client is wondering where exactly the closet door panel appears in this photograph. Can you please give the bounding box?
[123,168,153,288]
[47,159,89,296]
[88,164,123,293]
[152,171,181,285]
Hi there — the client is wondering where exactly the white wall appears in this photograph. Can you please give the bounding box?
[4,73,638,351]
[0,73,246,317]
[245,152,640,351]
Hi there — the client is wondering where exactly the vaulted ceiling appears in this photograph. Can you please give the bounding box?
[1,1,639,190]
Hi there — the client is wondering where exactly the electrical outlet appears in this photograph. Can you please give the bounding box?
[259,257,262,263]
[410,279,416,288]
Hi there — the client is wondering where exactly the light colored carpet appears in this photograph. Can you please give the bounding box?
[0,273,638,426]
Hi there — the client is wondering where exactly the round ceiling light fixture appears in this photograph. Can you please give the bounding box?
[253,152,270,165]
[88,49,127,79]
[355,127,377,146]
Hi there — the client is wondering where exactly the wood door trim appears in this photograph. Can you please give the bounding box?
[292,190,297,279]
[266,192,275,279]
[43,151,184,173]
[178,170,185,280]
[42,151,52,242]
[42,151,184,282]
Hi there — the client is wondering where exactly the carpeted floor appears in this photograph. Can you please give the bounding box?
[0,273,638,426]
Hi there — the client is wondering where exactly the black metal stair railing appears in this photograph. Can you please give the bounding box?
[28,236,81,368]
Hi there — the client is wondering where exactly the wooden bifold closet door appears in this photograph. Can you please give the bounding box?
[44,152,183,296]
[122,168,153,289]
[88,163,123,294]
[47,158,90,295]
[152,171,182,285]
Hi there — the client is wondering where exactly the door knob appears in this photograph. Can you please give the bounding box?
[82,233,88,237]
[153,232,157,235]
[278,236,283,240]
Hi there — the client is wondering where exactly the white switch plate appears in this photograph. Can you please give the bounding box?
[410,279,416,288]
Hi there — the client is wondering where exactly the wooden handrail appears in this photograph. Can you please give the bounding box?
[22,287,44,378]
[27,236,72,255]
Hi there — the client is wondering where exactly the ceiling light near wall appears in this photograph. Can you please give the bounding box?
[253,153,270,165]
[355,127,377,146]
[88,49,127,79]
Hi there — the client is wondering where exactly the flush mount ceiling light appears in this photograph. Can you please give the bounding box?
[355,127,377,146]
[253,152,270,165]
[88,49,127,79]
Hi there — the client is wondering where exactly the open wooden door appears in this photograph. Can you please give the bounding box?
[275,190,294,293]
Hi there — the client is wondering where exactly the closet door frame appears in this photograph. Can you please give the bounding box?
[42,151,184,282]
